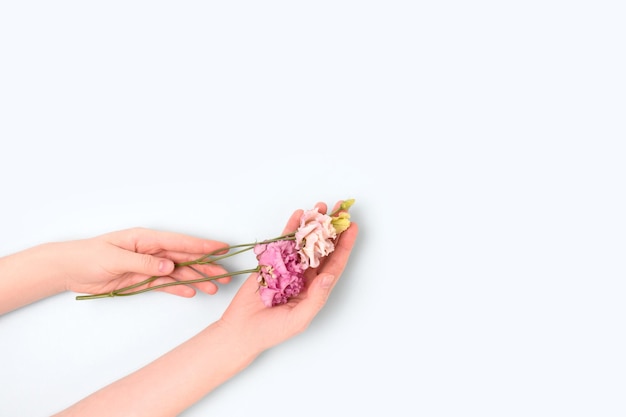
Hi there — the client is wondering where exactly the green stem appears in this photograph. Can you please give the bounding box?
[113,268,259,297]
[72,207,349,302]
[102,275,160,296]
[75,268,259,300]
[176,246,255,267]
[75,292,117,300]
[186,233,296,264]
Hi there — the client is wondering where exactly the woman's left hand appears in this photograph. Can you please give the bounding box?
[62,227,232,298]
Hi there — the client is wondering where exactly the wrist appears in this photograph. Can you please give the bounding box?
[0,242,68,314]
[209,319,264,362]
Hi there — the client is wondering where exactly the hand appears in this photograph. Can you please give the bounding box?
[47,211,357,417]
[218,201,359,352]
[61,227,232,298]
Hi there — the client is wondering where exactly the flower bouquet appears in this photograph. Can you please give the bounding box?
[76,199,355,307]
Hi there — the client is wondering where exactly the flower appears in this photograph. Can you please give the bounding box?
[295,207,337,268]
[76,199,355,307]
[254,240,305,307]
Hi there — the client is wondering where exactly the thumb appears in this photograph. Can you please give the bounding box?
[117,251,175,276]
[294,273,336,323]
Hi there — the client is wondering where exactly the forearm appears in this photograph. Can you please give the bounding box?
[53,320,261,417]
[0,242,68,315]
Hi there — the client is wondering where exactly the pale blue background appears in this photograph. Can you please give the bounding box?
[1,1,625,416]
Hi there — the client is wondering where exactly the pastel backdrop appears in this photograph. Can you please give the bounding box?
[1,2,624,416]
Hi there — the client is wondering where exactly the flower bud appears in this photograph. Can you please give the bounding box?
[340,198,355,211]
[332,212,351,234]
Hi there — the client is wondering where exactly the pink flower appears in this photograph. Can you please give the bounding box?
[295,207,337,268]
[254,240,305,307]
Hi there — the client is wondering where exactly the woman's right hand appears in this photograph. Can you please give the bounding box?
[218,201,359,353]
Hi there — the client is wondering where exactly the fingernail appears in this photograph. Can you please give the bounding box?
[158,260,171,273]
[320,274,335,289]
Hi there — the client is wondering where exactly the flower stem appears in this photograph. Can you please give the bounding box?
[74,231,298,301]
[111,269,259,297]
[75,268,260,300]
[177,246,255,267]
[180,233,296,265]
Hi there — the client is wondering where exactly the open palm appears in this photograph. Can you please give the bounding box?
[219,201,359,352]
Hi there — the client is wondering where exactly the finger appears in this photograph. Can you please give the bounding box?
[170,265,230,295]
[114,228,230,256]
[282,209,304,235]
[317,222,358,279]
[292,272,337,322]
[315,201,328,215]
[191,279,220,295]
[215,276,232,284]
[148,250,216,264]
[170,263,230,281]
[147,274,221,297]
[280,201,328,236]
[147,276,197,298]
[290,223,358,326]
[115,250,176,277]
[148,230,230,255]
[147,274,230,297]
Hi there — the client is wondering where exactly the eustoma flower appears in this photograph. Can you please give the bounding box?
[254,199,353,306]
[295,207,337,269]
[76,199,355,307]
[254,240,305,307]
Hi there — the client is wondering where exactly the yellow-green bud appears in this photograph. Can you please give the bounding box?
[332,212,351,234]
[340,198,355,211]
